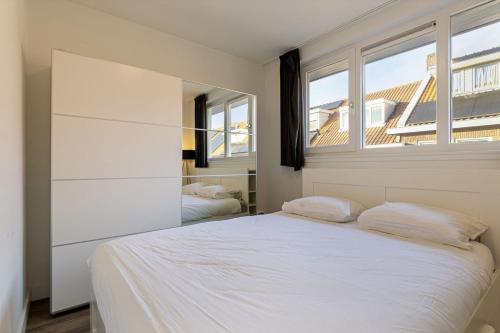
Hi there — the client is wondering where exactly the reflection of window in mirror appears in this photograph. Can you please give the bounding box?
[207,95,255,159]
[208,104,225,158]
[229,96,250,156]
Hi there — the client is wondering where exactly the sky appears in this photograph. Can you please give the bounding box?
[309,20,500,108]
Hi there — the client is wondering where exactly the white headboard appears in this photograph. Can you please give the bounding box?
[303,168,500,266]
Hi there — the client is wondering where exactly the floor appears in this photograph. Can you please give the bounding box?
[26,299,90,333]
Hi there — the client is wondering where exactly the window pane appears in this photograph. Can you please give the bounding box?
[208,104,225,157]
[307,68,349,147]
[369,105,383,125]
[363,30,436,148]
[229,98,250,155]
[451,1,500,143]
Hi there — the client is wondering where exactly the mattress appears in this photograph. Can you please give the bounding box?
[89,212,494,333]
[181,194,241,222]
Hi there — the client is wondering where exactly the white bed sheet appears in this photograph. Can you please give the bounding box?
[90,212,494,333]
[182,194,241,222]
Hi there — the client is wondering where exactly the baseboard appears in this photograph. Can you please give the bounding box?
[17,291,30,333]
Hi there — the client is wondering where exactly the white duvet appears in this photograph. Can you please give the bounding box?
[182,194,241,222]
[90,213,494,333]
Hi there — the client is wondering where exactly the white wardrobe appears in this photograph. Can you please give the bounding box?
[50,50,182,313]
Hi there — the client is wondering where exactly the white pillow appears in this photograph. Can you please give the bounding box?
[196,185,234,199]
[282,196,365,222]
[182,182,204,195]
[357,202,488,250]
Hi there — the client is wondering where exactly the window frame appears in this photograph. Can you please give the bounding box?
[303,49,357,154]
[207,94,255,160]
[301,0,500,161]
[361,22,437,148]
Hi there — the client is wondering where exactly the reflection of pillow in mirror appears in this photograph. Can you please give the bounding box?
[196,185,234,199]
[182,182,204,195]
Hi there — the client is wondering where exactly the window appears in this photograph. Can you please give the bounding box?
[208,104,225,158]
[362,25,437,148]
[455,137,493,143]
[418,140,436,145]
[306,59,350,148]
[301,1,500,157]
[228,97,250,156]
[366,104,384,127]
[451,1,500,143]
[207,95,254,158]
[339,106,349,131]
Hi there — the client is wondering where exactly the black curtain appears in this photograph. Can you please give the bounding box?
[280,48,304,171]
[194,94,208,168]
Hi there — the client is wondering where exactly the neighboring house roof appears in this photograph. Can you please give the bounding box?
[311,80,425,146]
[407,89,500,125]
[453,46,500,62]
[310,100,344,110]
[310,54,500,147]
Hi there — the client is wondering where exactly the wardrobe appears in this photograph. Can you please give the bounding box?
[50,50,182,313]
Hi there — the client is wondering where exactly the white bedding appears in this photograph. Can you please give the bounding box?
[90,212,494,333]
[182,194,241,222]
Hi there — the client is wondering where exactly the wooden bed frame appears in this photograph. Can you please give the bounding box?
[91,168,500,333]
[302,168,500,332]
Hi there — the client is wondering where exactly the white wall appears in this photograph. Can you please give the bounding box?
[260,60,302,212]
[24,0,264,300]
[260,0,500,213]
[0,0,27,332]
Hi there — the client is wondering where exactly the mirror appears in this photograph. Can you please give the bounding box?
[182,81,257,225]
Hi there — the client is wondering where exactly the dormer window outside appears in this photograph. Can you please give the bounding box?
[474,62,498,91]
[367,104,384,127]
[364,99,396,128]
[452,61,499,96]
[339,106,349,131]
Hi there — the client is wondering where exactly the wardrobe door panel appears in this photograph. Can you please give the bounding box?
[51,239,110,313]
[52,115,181,179]
[52,50,182,126]
[52,178,181,246]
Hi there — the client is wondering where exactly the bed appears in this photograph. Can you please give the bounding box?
[90,212,494,333]
[89,168,500,332]
[181,194,241,222]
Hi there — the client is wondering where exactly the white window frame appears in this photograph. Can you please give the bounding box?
[207,95,255,160]
[303,49,356,154]
[301,0,500,163]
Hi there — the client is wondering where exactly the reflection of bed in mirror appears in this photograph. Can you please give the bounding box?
[182,195,242,223]
[182,167,250,224]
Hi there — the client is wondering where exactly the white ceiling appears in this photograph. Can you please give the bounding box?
[182,81,215,102]
[69,0,396,63]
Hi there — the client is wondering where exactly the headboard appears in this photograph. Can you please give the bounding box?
[303,168,500,266]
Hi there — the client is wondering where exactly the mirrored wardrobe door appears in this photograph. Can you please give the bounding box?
[181,81,257,225]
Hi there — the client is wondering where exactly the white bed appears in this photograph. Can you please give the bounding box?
[181,194,241,222]
[90,212,494,333]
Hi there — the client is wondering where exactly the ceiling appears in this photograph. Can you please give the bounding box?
[182,81,215,102]
[69,0,396,63]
